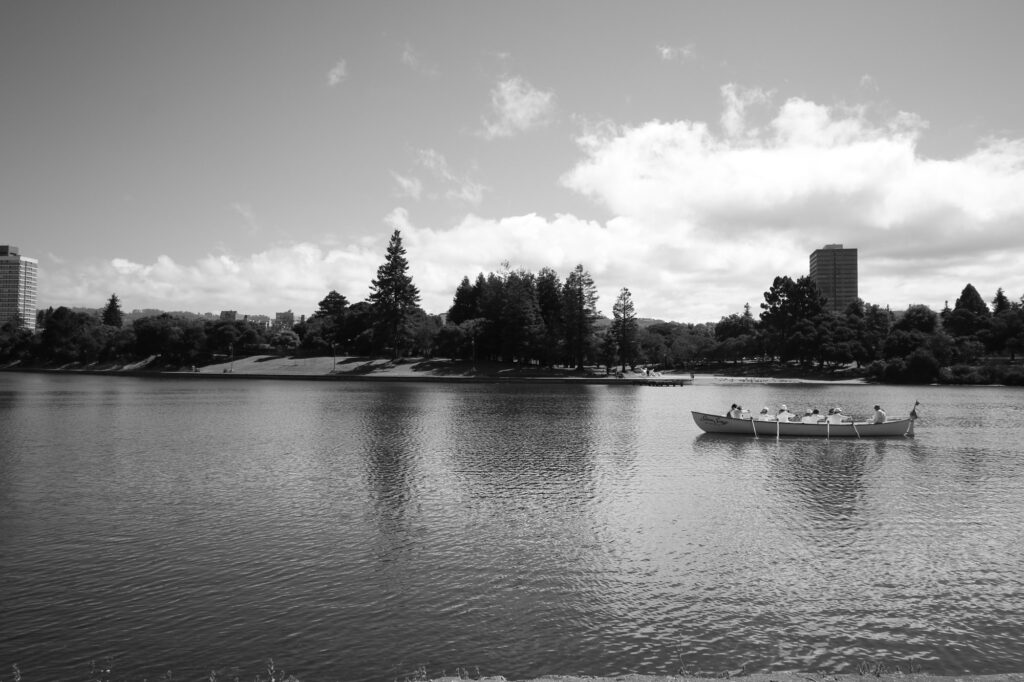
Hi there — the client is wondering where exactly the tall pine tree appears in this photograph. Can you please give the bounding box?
[368,230,420,358]
[610,287,639,371]
[562,264,599,369]
[102,294,123,328]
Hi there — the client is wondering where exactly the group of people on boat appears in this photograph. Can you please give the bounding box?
[727,403,889,424]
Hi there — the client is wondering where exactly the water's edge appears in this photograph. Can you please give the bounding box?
[450,671,1024,675]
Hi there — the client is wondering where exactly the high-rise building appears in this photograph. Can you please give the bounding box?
[274,310,295,329]
[809,244,858,315]
[0,245,39,331]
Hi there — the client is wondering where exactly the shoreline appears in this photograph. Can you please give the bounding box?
[440,671,1024,675]
[1,354,871,385]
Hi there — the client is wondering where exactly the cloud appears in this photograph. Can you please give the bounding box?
[327,59,348,87]
[392,172,423,200]
[657,43,696,61]
[720,83,772,138]
[401,42,438,77]
[561,90,1024,317]
[230,202,260,234]
[402,148,486,205]
[37,89,1024,324]
[481,76,554,139]
[43,244,383,318]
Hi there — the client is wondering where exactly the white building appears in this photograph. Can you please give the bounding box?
[0,245,38,331]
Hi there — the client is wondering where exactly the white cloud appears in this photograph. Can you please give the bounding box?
[401,42,438,77]
[561,91,1024,317]
[720,83,772,138]
[37,90,1024,324]
[657,43,696,61]
[481,76,554,139]
[392,172,423,200]
[230,202,260,234]
[410,148,486,205]
[43,244,383,318]
[327,59,348,87]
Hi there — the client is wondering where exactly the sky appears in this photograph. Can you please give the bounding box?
[3,0,1024,323]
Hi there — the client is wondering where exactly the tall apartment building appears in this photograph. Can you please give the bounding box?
[0,245,39,331]
[809,244,858,315]
[274,310,295,329]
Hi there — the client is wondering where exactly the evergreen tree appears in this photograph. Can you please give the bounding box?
[102,294,124,328]
[992,287,1011,315]
[610,287,639,371]
[535,267,564,365]
[368,230,420,358]
[944,283,991,338]
[562,264,599,369]
[314,290,349,319]
[955,283,990,317]
[759,275,826,362]
[500,268,544,363]
[448,276,478,325]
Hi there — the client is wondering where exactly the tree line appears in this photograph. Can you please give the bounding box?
[713,275,1024,384]
[3,230,1024,384]
[0,231,429,368]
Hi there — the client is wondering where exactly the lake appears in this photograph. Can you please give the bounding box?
[1,372,1022,681]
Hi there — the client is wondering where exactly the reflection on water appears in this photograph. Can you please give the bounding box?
[1,374,1023,680]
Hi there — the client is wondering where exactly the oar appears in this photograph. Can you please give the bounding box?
[750,417,759,439]
[826,419,830,440]
[851,417,861,439]
[906,400,920,436]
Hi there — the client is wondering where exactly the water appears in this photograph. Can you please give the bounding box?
[1,372,1022,681]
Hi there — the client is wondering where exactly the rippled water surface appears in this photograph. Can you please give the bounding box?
[1,373,1022,681]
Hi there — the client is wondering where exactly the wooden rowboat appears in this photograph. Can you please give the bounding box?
[691,410,916,438]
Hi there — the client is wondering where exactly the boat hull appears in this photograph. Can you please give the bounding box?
[691,411,915,437]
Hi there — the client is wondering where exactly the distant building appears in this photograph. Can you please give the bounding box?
[809,244,858,315]
[219,310,238,321]
[274,310,295,329]
[247,314,271,329]
[0,245,38,331]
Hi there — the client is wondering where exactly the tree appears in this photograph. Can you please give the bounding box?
[447,276,479,325]
[841,299,890,367]
[610,287,640,371]
[562,264,600,369]
[535,267,563,366]
[368,230,421,358]
[895,304,939,334]
[500,268,544,363]
[992,288,1011,316]
[314,290,349,320]
[944,283,991,338]
[40,306,101,362]
[102,294,124,328]
[759,275,826,363]
[991,303,1024,358]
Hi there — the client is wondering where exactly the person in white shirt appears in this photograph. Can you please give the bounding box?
[757,406,775,421]
[826,407,847,424]
[873,405,887,423]
[776,405,795,422]
[800,409,819,424]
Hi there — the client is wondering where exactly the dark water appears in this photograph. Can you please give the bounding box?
[1,373,1022,681]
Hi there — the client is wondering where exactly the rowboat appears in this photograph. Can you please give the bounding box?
[691,411,916,438]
